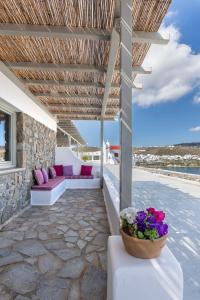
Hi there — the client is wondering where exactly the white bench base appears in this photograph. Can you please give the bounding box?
[31,178,101,206]
[31,180,66,206]
[66,178,100,189]
[107,236,183,300]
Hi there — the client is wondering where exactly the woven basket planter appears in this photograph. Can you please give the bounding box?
[120,229,167,259]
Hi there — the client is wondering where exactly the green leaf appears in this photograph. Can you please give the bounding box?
[137,231,144,239]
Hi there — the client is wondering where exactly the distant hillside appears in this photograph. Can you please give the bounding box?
[133,146,200,156]
[175,142,200,147]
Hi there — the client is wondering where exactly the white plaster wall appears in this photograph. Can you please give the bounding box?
[0,66,57,131]
[55,147,100,176]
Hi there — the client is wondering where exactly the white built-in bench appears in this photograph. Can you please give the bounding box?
[31,176,66,206]
[31,175,100,206]
[31,147,101,206]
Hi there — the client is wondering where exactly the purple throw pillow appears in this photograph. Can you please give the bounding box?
[41,168,49,183]
[49,166,56,179]
[63,165,73,176]
[33,169,44,185]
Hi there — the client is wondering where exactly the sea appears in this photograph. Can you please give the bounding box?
[163,167,200,176]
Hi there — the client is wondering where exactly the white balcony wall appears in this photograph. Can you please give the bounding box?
[0,65,57,132]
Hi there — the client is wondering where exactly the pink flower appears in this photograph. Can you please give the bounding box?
[147,207,155,215]
[154,211,165,222]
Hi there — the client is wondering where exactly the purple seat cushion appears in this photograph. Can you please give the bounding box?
[41,168,49,183]
[63,165,73,176]
[49,167,56,179]
[32,176,65,191]
[33,169,44,185]
[65,175,94,179]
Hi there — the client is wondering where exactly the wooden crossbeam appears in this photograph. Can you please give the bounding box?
[56,114,114,120]
[0,23,169,44]
[0,23,111,41]
[21,78,142,89]
[45,104,118,110]
[34,92,119,100]
[22,79,107,88]
[6,62,106,73]
[57,126,84,145]
[53,111,116,116]
[5,61,151,75]
[133,31,169,45]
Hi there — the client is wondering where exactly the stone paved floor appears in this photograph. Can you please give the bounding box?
[0,189,109,300]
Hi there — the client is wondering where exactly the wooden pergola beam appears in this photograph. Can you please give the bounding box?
[0,23,111,41]
[21,78,142,89]
[45,104,117,110]
[6,62,106,73]
[57,125,84,145]
[34,92,119,100]
[133,31,169,45]
[54,111,116,116]
[52,111,118,116]
[0,23,169,44]
[57,115,114,120]
[22,79,107,88]
[115,65,151,74]
[101,28,120,117]
[5,61,151,75]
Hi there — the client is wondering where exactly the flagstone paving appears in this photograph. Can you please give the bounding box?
[0,189,109,300]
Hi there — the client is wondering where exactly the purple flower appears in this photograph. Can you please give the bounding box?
[157,223,168,237]
[137,222,146,232]
[149,223,157,229]
[147,216,156,223]
[136,211,147,223]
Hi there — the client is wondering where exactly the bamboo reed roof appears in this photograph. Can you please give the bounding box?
[57,121,85,145]
[0,0,171,139]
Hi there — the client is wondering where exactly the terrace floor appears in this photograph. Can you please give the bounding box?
[0,189,109,300]
[107,165,200,300]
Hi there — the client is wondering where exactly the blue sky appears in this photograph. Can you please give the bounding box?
[0,122,5,146]
[75,0,200,147]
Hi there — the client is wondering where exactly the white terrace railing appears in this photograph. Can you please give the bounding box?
[103,166,120,235]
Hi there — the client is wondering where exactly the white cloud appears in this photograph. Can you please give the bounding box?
[165,10,178,20]
[133,25,200,107]
[193,94,200,104]
[189,126,200,132]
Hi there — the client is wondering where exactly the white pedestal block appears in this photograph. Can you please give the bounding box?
[107,236,183,300]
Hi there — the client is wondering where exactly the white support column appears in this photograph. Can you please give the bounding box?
[77,143,79,157]
[120,0,133,210]
[68,136,71,148]
[100,120,104,187]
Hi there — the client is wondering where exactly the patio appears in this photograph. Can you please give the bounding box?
[0,1,174,299]
[0,189,109,300]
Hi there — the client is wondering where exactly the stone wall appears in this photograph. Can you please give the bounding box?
[0,113,56,224]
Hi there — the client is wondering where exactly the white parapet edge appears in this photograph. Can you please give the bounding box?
[0,62,57,132]
[103,172,120,235]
